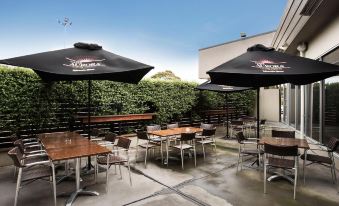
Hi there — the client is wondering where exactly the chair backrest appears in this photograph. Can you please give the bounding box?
[8,147,25,168]
[13,140,25,154]
[167,123,179,129]
[236,132,247,143]
[202,128,216,137]
[117,137,131,149]
[180,132,195,142]
[10,134,18,142]
[136,130,149,140]
[264,143,298,157]
[104,132,117,143]
[231,120,243,126]
[272,130,295,138]
[146,125,161,132]
[326,137,339,152]
[200,123,213,130]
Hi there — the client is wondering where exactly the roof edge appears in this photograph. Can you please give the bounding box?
[199,30,276,51]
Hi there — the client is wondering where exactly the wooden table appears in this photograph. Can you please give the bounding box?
[259,136,310,183]
[77,113,156,123]
[39,132,110,206]
[148,127,203,165]
[148,127,203,137]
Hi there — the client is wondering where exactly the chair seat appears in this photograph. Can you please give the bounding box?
[97,155,127,165]
[22,165,52,182]
[242,149,264,155]
[138,143,158,149]
[197,139,214,144]
[23,155,49,165]
[300,153,332,164]
[173,144,193,150]
[150,137,166,142]
[268,157,295,169]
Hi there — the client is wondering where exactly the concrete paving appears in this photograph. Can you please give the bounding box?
[0,123,339,206]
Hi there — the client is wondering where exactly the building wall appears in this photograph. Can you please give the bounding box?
[198,31,275,79]
[305,14,339,59]
[258,88,280,122]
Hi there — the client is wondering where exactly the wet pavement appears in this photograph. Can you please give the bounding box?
[0,123,338,206]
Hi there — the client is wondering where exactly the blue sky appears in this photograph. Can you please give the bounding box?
[0,0,287,81]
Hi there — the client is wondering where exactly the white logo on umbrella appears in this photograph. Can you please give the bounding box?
[63,56,106,72]
[251,59,290,73]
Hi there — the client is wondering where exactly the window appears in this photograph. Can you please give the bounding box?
[323,47,339,146]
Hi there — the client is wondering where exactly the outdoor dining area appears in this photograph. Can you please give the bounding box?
[0,43,339,206]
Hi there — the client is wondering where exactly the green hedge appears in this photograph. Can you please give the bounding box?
[0,66,255,133]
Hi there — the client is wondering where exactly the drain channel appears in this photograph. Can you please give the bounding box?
[123,166,208,206]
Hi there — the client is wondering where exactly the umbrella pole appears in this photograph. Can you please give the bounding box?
[87,80,92,170]
[226,93,229,138]
[257,88,260,138]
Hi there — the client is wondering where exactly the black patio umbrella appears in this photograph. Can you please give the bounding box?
[196,81,251,138]
[0,42,154,169]
[207,44,339,138]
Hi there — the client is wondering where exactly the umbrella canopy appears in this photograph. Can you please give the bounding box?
[207,44,339,87]
[196,81,251,92]
[196,81,252,138]
[0,42,153,83]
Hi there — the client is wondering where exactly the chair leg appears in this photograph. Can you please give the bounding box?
[106,156,109,193]
[264,163,267,194]
[144,145,148,168]
[213,142,217,159]
[51,163,57,206]
[294,167,298,200]
[237,145,241,172]
[160,141,163,163]
[194,146,197,167]
[135,139,139,162]
[332,161,337,184]
[181,149,184,170]
[303,150,307,184]
[127,161,132,186]
[202,144,206,160]
[166,139,169,167]
[13,166,17,179]
[14,168,22,206]
[119,165,122,179]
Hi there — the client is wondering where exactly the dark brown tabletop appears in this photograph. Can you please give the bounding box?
[148,127,203,137]
[39,132,111,161]
[39,132,90,150]
[259,136,310,149]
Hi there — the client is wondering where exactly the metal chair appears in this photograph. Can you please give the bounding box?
[300,137,339,185]
[171,132,197,170]
[230,120,244,138]
[96,137,132,190]
[236,132,263,172]
[146,125,166,162]
[200,123,214,130]
[135,130,161,168]
[272,130,295,138]
[8,147,56,206]
[196,128,217,159]
[263,143,299,200]
[167,123,179,129]
[97,132,117,147]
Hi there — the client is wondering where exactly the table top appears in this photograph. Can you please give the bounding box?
[39,132,111,161]
[259,136,310,149]
[148,127,203,137]
[39,132,90,149]
[77,113,156,123]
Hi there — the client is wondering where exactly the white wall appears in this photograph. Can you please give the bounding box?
[256,88,280,122]
[198,31,275,79]
[306,14,339,59]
